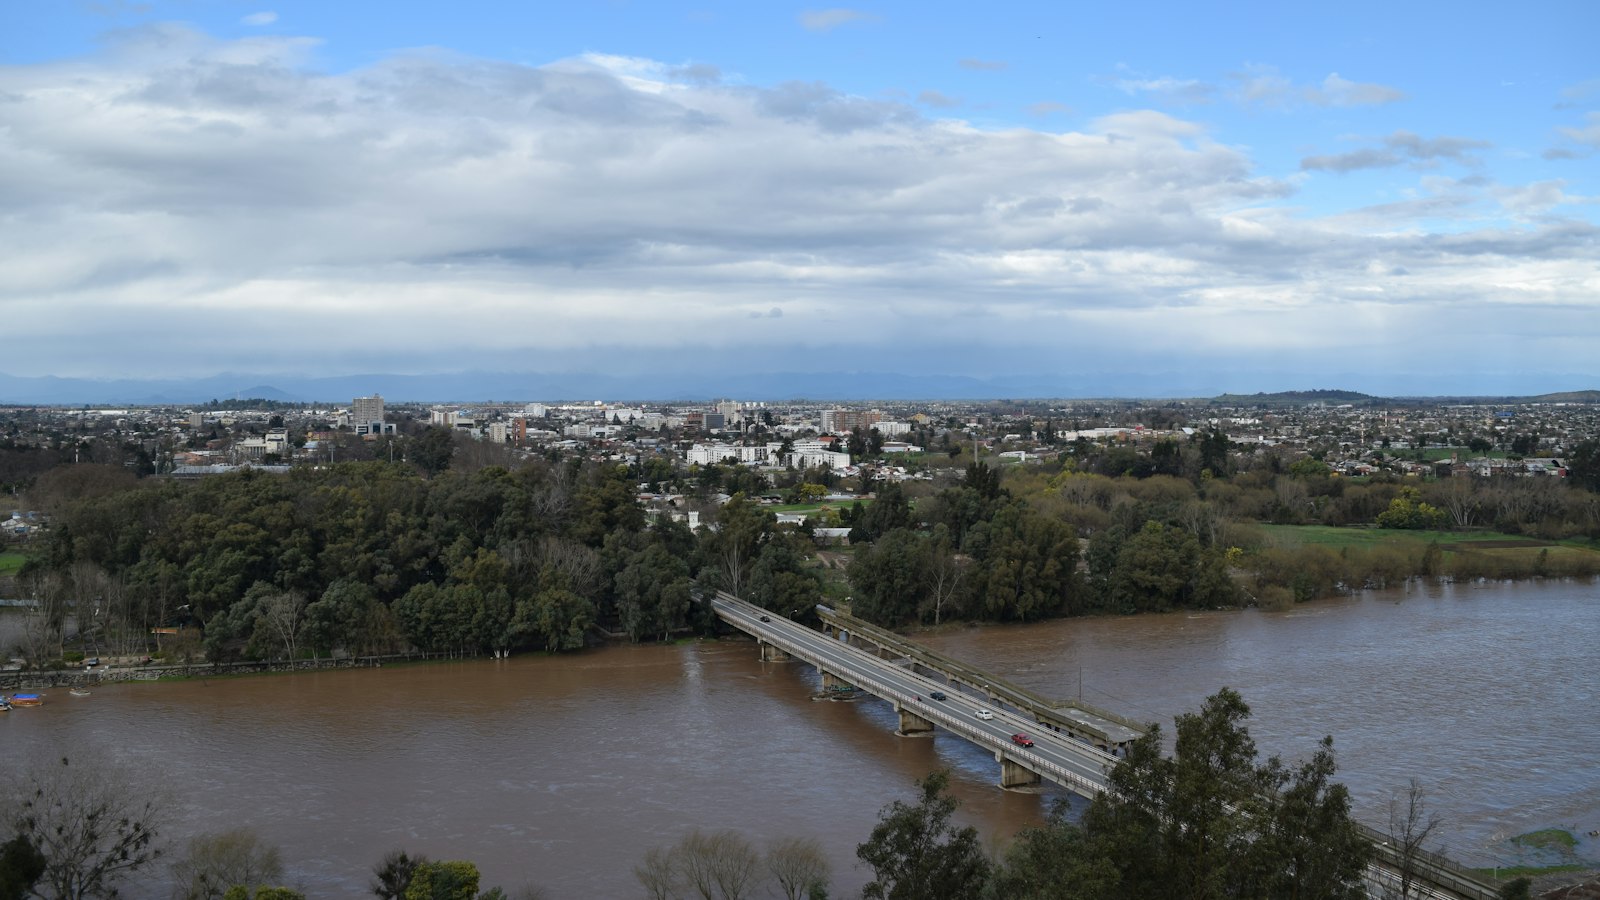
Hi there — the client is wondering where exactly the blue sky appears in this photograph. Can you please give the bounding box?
[2,1,1597,394]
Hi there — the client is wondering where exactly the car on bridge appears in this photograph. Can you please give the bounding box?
[975,709,994,720]
[929,691,947,701]
[1011,733,1034,747]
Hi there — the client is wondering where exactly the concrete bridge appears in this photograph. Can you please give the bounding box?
[710,591,1500,900]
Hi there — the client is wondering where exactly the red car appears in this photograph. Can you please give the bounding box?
[1011,733,1034,748]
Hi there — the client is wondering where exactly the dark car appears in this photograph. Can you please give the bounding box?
[1011,733,1035,748]
[759,614,771,622]
[929,691,948,701]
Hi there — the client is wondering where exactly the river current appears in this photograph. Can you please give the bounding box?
[3,578,1596,897]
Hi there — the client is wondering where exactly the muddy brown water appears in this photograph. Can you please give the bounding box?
[3,578,1597,897]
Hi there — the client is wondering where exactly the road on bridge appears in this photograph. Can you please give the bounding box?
[713,592,1116,795]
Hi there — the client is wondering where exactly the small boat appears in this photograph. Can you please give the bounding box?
[0,700,12,712]
[8,693,43,707]
[69,688,91,697]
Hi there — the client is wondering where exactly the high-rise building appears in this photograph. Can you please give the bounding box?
[353,395,385,427]
[821,408,882,434]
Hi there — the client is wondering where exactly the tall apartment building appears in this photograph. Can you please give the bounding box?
[821,408,883,434]
[352,395,385,426]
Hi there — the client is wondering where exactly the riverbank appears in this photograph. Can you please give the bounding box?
[0,651,460,691]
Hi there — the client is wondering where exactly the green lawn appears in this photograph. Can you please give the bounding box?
[1255,525,1546,549]
[0,551,29,576]
[770,497,872,515]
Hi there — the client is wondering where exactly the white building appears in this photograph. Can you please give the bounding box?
[787,450,851,471]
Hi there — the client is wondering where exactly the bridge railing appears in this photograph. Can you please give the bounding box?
[815,605,1148,741]
[716,595,1108,799]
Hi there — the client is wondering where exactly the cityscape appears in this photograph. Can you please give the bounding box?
[3,0,1599,898]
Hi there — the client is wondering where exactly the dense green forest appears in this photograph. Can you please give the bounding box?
[8,428,1600,665]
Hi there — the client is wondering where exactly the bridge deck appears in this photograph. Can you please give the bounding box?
[816,605,1144,748]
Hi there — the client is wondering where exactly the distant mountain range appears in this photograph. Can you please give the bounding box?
[1209,389,1381,406]
[1,370,1597,406]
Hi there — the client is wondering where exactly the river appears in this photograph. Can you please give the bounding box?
[3,578,1597,897]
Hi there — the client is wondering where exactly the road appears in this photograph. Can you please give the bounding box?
[714,592,1121,797]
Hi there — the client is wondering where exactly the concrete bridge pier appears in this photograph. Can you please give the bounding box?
[997,752,1041,788]
[896,703,934,737]
[760,641,789,662]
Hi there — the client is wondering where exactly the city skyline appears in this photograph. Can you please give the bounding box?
[3,1,1597,395]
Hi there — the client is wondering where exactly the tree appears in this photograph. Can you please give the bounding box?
[403,861,479,900]
[634,830,763,900]
[255,591,307,661]
[676,830,761,900]
[370,849,428,900]
[766,837,830,900]
[707,494,772,598]
[170,827,285,900]
[7,756,164,900]
[410,427,456,477]
[987,803,1116,900]
[855,770,991,900]
[1385,778,1441,900]
[1081,689,1369,900]
[1567,439,1600,492]
[0,835,46,900]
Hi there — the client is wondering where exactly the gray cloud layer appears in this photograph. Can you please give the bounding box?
[0,26,1595,382]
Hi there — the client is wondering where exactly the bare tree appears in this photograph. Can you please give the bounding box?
[257,592,306,661]
[537,537,603,599]
[6,756,165,900]
[1431,477,1482,528]
[922,537,964,627]
[677,830,761,900]
[17,570,70,667]
[169,827,284,900]
[638,830,764,900]
[766,836,830,900]
[633,846,677,900]
[1385,778,1442,900]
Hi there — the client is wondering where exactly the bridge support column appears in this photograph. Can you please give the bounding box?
[997,753,1041,788]
[896,703,934,736]
[760,641,789,662]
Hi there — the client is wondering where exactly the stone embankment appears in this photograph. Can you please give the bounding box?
[0,652,439,691]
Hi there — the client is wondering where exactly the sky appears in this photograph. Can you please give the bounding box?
[2,1,1598,396]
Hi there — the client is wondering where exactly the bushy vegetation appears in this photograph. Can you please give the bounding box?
[14,458,820,665]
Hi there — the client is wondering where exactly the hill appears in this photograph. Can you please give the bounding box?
[1209,389,1382,406]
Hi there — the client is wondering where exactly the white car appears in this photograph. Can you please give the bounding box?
[974,709,995,721]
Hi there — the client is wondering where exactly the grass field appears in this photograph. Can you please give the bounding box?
[1254,525,1600,573]
[0,551,29,576]
[769,497,872,515]
[1255,524,1549,549]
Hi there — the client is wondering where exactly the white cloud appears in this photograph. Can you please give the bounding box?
[241,11,278,26]
[1309,72,1405,107]
[1103,67,1215,105]
[1558,111,1600,147]
[798,8,874,33]
[0,31,1593,381]
[1229,65,1405,109]
[1301,130,1490,172]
